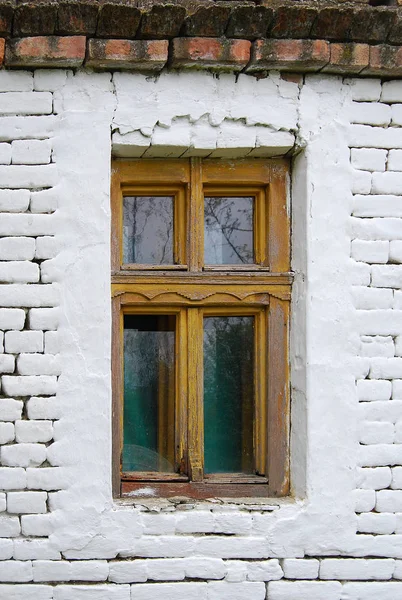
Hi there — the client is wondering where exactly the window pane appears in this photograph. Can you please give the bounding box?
[123,196,174,264]
[204,197,253,264]
[123,315,175,473]
[203,316,254,474]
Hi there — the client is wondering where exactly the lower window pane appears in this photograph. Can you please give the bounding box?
[203,316,254,474]
[123,315,175,473]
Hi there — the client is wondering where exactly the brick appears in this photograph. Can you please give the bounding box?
[0,422,14,444]
[139,5,185,40]
[127,583,206,600]
[108,561,148,584]
[34,69,67,92]
[396,421,402,443]
[27,396,60,420]
[0,538,11,558]
[351,240,389,264]
[382,81,402,103]
[7,491,47,514]
[351,169,371,194]
[35,236,59,259]
[351,148,387,172]
[0,354,15,373]
[0,71,33,93]
[392,105,402,126]
[14,3,57,37]
[33,560,71,582]
[184,558,226,580]
[248,39,329,73]
[21,514,54,537]
[360,336,394,357]
[183,5,230,38]
[360,399,402,422]
[17,353,61,376]
[320,558,394,580]
[5,331,43,354]
[359,421,394,444]
[0,585,52,600]
[311,7,354,41]
[13,538,60,560]
[208,582,265,600]
[350,101,391,127]
[282,559,319,580]
[267,581,342,600]
[392,467,402,489]
[0,284,59,307]
[45,331,59,355]
[269,6,315,39]
[0,92,51,116]
[358,444,402,467]
[357,512,396,534]
[57,2,99,36]
[342,583,402,600]
[0,4,13,37]
[0,399,23,422]
[347,78,382,102]
[6,36,86,68]
[365,45,402,77]
[227,6,272,40]
[97,4,141,39]
[246,559,283,581]
[12,139,51,165]
[376,490,402,512]
[372,266,402,288]
[350,7,397,44]
[390,241,402,263]
[0,142,11,165]
[0,165,57,190]
[0,467,26,490]
[324,43,369,75]
[15,420,53,443]
[1,443,46,468]
[393,380,402,399]
[0,190,30,213]
[352,195,402,218]
[0,308,25,330]
[27,467,67,491]
[69,561,109,582]
[86,39,168,72]
[0,560,32,583]
[172,38,251,73]
[0,515,20,538]
[373,171,402,195]
[29,308,59,330]
[30,188,58,213]
[0,237,35,261]
[388,149,402,172]
[0,261,39,283]
[2,376,57,397]
[357,466,392,489]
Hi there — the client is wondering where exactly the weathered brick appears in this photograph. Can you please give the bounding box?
[226,6,272,40]
[96,3,141,39]
[86,39,168,72]
[57,1,99,36]
[6,36,86,68]
[13,3,57,37]
[349,7,397,44]
[269,6,317,40]
[365,45,402,77]
[139,5,186,40]
[310,7,354,41]
[172,37,251,73]
[0,3,13,37]
[183,5,230,38]
[248,39,329,73]
[324,43,369,74]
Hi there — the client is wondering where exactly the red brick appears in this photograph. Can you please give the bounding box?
[86,39,168,72]
[13,3,58,37]
[5,36,86,68]
[0,38,5,66]
[57,1,99,36]
[171,37,251,72]
[247,39,329,73]
[323,43,369,74]
[363,44,402,77]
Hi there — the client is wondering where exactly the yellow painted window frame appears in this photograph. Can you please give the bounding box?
[111,158,292,498]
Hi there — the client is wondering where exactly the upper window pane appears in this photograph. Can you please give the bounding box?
[123,196,174,265]
[204,196,254,265]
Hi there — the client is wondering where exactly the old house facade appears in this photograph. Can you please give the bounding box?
[1,0,402,598]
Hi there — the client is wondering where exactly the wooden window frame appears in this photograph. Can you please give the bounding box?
[111,158,292,499]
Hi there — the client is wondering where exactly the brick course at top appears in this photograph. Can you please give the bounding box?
[0,1,402,75]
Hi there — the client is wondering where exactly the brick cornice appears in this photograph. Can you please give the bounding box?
[0,1,401,76]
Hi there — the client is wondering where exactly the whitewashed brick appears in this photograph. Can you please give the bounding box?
[351,169,371,194]
[0,142,11,164]
[348,78,381,101]
[357,466,392,489]
[0,72,33,92]
[390,240,402,264]
[0,330,3,352]
[0,538,12,558]
[0,422,14,444]
[2,376,57,396]
[1,443,46,467]
[342,582,402,599]
[350,261,371,285]
[0,92,52,115]
[0,165,57,189]
[5,331,43,354]
[15,420,53,443]
[0,560,32,582]
[21,514,54,537]
[396,420,402,443]
[357,379,392,401]
[0,355,15,373]
[27,396,60,420]
[268,581,342,600]
[351,216,402,241]
[17,353,61,376]
[357,513,396,534]
[0,515,20,537]
[35,236,59,259]
[207,581,265,600]
[147,558,185,581]
[351,240,389,263]
[0,308,25,330]
[13,538,60,560]
[382,81,402,103]
[372,265,402,288]
[358,444,402,467]
[395,336,402,356]
[393,380,402,399]
[359,421,394,444]
[44,331,59,354]
[224,560,248,582]
[0,189,30,213]
[392,104,402,126]
[26,466,66,491]
[320,558,394,580]
[370,358,402,379]
[30,188,57,215]
[376,490,402,512]
[0,585,52,600]
[395,560,402,579]
[360,336,394,358]
[12,139,51,165]
[33,560,71,582]
[350,102,391,126]
[109,561,148,583]
[372,171,402,195]
[282,558,319,579]
[0,237,35,261]
[7,491,47,514]
[184,558,226,580]
[349,124,402,149]
[29,307,59,330]
[353,195,402,218]
[0,116,56,144]
[387,149,402,171]
[34,69,68,92]
[54,585,130,600]
[0,399,23,421]
[360,399,402,422]
[351,148,387,172]
[0,467,26,489]
[214,513,252,535]
[0,261,39,283]
[246,559,283,581]
[0,283,59,308]
[392,466,402,489]
[0,214,56,238]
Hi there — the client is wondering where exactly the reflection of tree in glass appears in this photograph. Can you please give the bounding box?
[123,196,173,264]
[204,197,253,264]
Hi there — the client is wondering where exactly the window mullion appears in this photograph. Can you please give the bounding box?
[187,307,204,481]
[189,157,203,272]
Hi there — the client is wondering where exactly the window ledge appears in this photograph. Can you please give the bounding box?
[115,495,298,513]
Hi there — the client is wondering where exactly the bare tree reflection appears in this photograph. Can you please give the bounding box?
[205,197,253,264]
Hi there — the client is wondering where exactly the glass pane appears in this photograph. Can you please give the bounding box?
[204,196,254,264]
[123,196,174,265]
[203,316,254,474]
[123,315,175,473]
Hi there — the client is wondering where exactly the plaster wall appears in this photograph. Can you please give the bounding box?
[0,69,401,599]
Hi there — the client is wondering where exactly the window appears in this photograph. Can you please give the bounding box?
[111,159,291,498]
